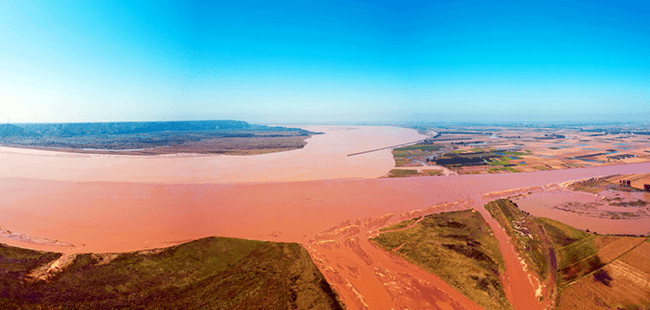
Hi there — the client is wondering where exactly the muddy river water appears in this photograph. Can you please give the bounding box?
[2,125,650,310]
[0,125,425,184]
[513,189,650,236]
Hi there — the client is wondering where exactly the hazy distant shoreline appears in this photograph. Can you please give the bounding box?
[0,120,317,156]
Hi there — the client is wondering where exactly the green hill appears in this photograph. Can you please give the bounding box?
[0,237,345,310]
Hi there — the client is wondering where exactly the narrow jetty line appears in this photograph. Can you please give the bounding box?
[347,139,427,157]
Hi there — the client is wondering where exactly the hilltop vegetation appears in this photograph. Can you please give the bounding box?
[371,210,511,310]
[0,237,345,310]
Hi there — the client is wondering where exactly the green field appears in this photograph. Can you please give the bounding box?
[422,169,444,176]
[0,237,345,310]
[386,169,419,177]
[371,210,512,310]
[393,144,442,151]
[487,167,520,173]
[392,144,442,166]
[488,157,512,166]
[386,169,443,178]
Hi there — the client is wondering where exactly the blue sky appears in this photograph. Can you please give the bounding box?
[1,0,648,123]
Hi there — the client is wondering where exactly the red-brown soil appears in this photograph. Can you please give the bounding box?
[555,241,650,310]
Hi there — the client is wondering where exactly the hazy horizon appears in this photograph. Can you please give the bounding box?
[3,119,650,127]
[2,0,648,124]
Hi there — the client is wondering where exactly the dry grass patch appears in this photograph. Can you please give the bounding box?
[371,210,511,310]
[555,241,650,310]
[0,237,345,310]
[385,169,444,178]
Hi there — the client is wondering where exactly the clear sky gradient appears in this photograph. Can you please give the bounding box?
[1,0,648,124]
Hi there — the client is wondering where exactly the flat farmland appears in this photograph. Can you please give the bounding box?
[556,240,650,310]
[391,125,650,176]
[554,235,645,287]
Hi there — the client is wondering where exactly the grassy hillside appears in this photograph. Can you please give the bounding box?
[0,237,345,310]
[371,210,512,310]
